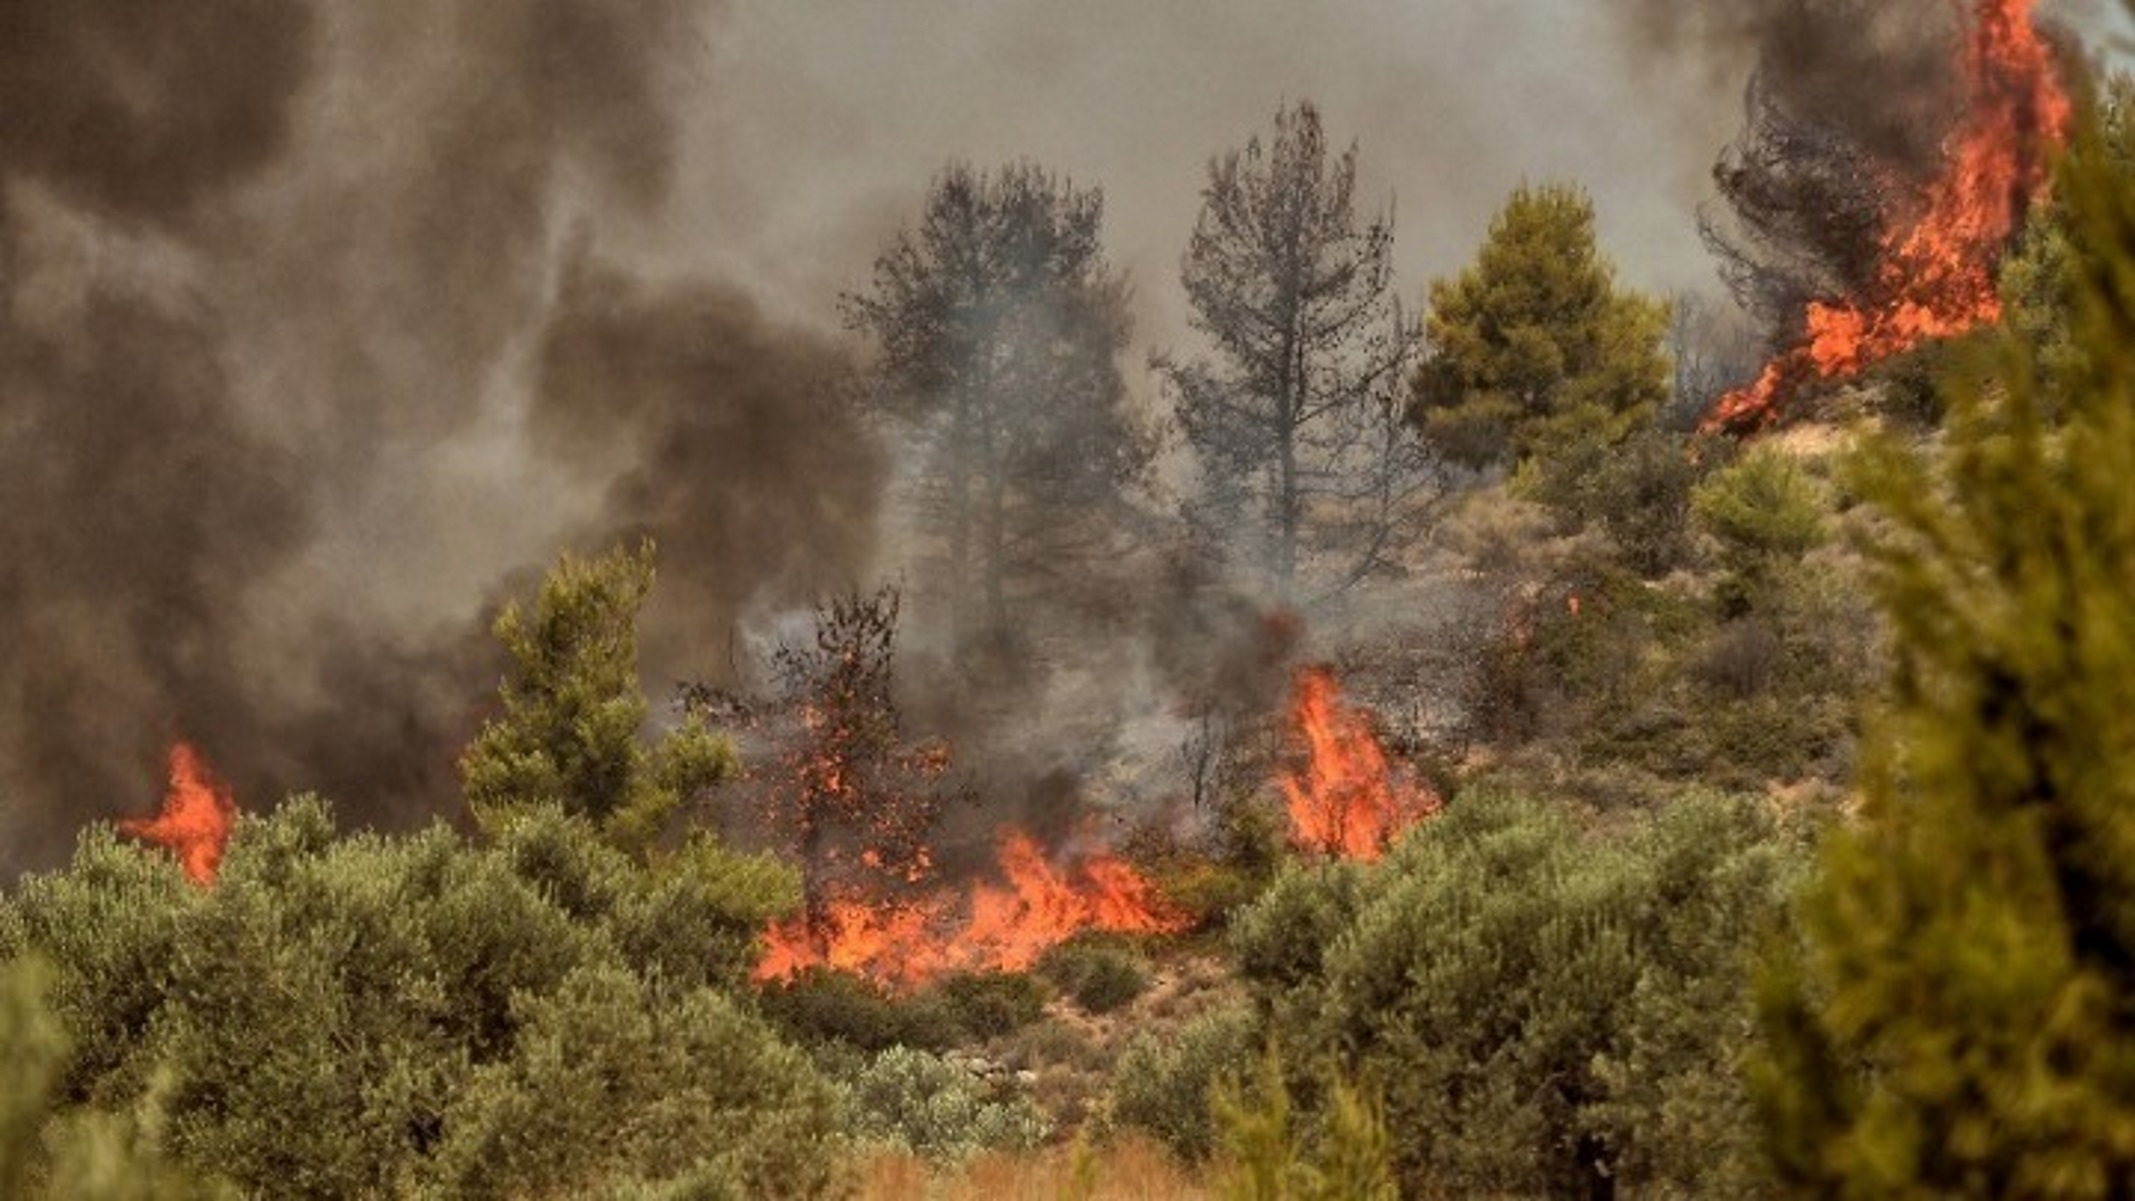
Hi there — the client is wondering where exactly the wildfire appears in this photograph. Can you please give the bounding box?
[755,829,1187,990]
[1705,0,2070,432]
[121,742,238,886]
[1281,666,1441,861]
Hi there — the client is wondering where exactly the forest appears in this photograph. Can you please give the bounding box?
[5,0,2135,1197]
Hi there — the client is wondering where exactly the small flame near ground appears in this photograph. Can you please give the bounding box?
[120,742,238,886]
[1282,665,1442,861]
[1705,0,2070,432]
[754,830,1188,991]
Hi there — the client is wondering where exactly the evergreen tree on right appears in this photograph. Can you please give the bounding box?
[1754,89,2135,1198]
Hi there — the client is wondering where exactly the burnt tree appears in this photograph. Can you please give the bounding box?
[843,163,1153,651]
[1161,101,1434,602]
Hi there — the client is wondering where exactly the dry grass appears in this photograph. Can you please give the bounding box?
[851,1134,1209,1200]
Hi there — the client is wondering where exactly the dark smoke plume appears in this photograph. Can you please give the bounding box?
[1611,1,1969,340]
[531,249,888,678]
[0,0,891,876]
[1614,0,1964,176]
[0,0,317,872]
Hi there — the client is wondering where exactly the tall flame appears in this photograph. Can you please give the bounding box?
[1281,666,1441,861]
[755,829,1187,991]
[1706,0,2070,432]
[121,742,237,886]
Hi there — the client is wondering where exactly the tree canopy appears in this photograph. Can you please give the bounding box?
[843,162,1152,647]
[1162,100,1433,600]
[1411,182,1669,471]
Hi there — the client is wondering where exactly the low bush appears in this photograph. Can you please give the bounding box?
[836,1046,1051,1160]
[1036,937,1151,1015]
[1106,1002,1257,1160]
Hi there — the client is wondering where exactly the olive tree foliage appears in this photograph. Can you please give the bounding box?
[1228,789,1805,1199]
[460,541,735,854]
[1752,85,2135,1198]
[0,797,828,1200]
[1410,182,1670,476]
[1160,100,1437,602]
[0,955,229,1200]
[842,162,1155,647]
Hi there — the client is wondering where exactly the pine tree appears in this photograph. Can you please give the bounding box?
[1161,101,1434,600]
[1754,92,2135,1197]
[842,162,1151,646]
[460,542,734,852]
[1411,183,1669,472]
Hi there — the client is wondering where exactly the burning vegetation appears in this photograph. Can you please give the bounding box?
[1281,665,1442,861]
[118,743,237,887]
[1706,0,2071,430]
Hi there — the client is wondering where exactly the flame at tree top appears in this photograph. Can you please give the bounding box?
[121,742,238,886]
[1281,666,1441,861]
[755,828,1187,991]
[1706,0,2070,432]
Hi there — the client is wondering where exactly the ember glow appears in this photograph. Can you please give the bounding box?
[120,742,238,886]
[1281,666,1441,861]
[755,829,1186,990]
[1705,0,2070,432]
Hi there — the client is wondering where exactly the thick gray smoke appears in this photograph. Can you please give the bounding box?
[531,249,887,677]
[0,0,885,875]
[1612,0,1966,179]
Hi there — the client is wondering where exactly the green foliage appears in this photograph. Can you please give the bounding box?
[1106,1001,1257,1161]
[1229,789,1803,1197]
[0,956,230,1200]
[430,964,839,1199]
[1543,425,1709,577]
[836,1045,1052,1160]
[4,798,829,1199]
[1036,936,1151,1014]
[1693,445,1828,574]
[460,542,737,851]
[1213,1049,1397,1201]
[933,970,1049,1038]
[757,966,1050,1052]
[1752,91,2135,1198]
[1413,182,1670,470]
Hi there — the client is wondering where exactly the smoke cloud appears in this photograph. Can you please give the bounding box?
[3,1,2117,879]
[1608,0,1966,180]
[0,0,884,875]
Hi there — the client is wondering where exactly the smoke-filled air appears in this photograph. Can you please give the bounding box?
[7,0,2135,1196]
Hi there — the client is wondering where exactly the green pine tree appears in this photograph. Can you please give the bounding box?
[1410,182,1669,472]
[460,541,735,853]
[1753,90,2135,1198]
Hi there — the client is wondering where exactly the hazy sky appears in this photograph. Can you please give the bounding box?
[658,1,1741,349]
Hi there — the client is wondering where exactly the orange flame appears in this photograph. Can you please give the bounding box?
[1706,0,2069,432]
[755,829,1187,990]
[1281,666,1441,861]
[120,742,237,886]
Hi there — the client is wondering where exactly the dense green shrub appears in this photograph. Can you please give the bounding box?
[1107,1002,1257,1160]
[429,964,839,1199]
[1037,937,1152,1014]
[4,798,834,1199]
[934,969,1049,1037]
[836,1045,1051,1160]
[756,968,964,1052]
[1228,788,1806,1197]
[0,956,230,1200]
